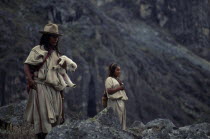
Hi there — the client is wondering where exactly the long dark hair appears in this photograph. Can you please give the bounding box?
[39,34,61,55]
[108,63,119,77]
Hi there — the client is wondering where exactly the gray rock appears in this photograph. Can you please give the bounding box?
[142,119,176,139]
[0,102,210,139]
[0,101,35,138]
[127,121,145,137]
[145,119,176,131]
[102,0,210,60]
[93,107,121,129]
[171,123,210,139]
[130,121,145,129]
[46,108,136,139]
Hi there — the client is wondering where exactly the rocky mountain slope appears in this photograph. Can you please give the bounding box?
[0,0,210,127]
[92,0,210,60]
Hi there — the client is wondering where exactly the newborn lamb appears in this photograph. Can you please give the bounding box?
[53,55,77,89]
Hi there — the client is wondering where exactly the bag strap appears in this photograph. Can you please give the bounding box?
[104,78,109,97]
[36,50,53,71]
[114,77,123,85]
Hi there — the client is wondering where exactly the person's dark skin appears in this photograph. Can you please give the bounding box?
[24,35,63,91]
[107,66,125,95]
[49,35,59,46]
[24,64,37,91]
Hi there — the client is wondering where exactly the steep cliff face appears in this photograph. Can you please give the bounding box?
[1,0,210,127]
[137,0,210,60]
[91,0,210,60]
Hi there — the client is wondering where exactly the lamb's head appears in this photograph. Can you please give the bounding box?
[67,61,77,72]
[59,55,77,72]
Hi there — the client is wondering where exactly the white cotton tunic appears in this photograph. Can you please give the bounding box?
[24,45,63,134]
[105,77,128,130]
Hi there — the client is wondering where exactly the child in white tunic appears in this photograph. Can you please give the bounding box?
[105,63,128,130]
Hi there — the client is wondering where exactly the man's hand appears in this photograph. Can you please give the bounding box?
[28,79,37,90]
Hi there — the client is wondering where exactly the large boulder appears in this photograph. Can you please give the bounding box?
[127,121,145,137]
[142,119,176,139]
[46,107,136,139]
[93,107,121,129]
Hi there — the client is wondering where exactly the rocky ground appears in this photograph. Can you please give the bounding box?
[1,102,210,139]
[0,0,210,128]
[0,101,35,139]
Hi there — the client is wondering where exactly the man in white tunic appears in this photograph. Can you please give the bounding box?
[24,23,66,139]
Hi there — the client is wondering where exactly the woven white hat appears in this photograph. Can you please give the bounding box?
[39,23,62,36]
